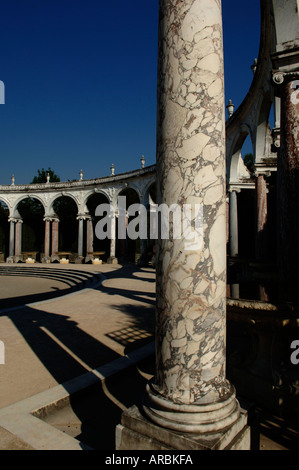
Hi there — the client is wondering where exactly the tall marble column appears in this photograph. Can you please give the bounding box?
[43,218,51,263]
[275,74,299,301]
[86,216,93,255]
[7,218,16,261]
[14,219,23,261]
[117,0,249,450]
[229,189,239,258]
[51,219,59,258]
[229,188,240,299]
[107,211,118,264]
[76,216,85,263]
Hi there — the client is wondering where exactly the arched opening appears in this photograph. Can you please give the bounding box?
[228,133,256,299]
[117,187,140,264]
[17,197,45,262]
[86,192,111,262]
[53,196,78,257]
[0,200,9,261]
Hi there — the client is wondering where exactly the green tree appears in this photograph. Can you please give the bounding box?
[243,153,254,173]
[31,167,60,184]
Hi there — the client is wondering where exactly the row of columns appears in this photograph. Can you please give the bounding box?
[6,211,141,263]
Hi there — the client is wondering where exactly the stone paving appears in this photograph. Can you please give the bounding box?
[0,263,294,450]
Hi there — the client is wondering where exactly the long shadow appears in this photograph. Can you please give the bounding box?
[0,266,101,309]
[97,264,156,307]
[0,263,156,450]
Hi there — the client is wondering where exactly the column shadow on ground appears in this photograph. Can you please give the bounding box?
[0,264,156,449]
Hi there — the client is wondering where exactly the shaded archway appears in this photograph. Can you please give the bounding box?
[53,196,78,256]
[86,192,111,262]
[228,133,256,299]
[17,197,45,262]
[117,187,140,264]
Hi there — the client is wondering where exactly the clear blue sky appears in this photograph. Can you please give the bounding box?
[0,0,260,185]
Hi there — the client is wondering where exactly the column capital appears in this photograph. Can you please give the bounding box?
[43,216,59,223]
[254,169,272,178]
[272,70,299,86]
[228,186,241,194]
[76,213,90,221]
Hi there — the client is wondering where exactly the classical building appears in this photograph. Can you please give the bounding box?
[0,0,298,449]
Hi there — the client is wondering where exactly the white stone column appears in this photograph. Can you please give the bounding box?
[77,216,84,261]
[108,211,118,264]
[8,218,16,261]
[229,189,239,258]
[14,219,23,260]
[229,188,240,299]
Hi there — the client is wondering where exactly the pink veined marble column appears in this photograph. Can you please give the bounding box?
[14,219,23,257]
[51,219,59,257]
[277,77,299,301]
[44,219,51,259]
[86,217,93,254]
[143,0,240,433]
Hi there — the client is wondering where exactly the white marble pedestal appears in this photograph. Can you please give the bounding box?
[116,405,250,450]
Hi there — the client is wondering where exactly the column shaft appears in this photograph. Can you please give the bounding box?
[44,220,51,259]
[117,0,250,449]
[278,78,299,300]
[110,214,116,259]
[143,0,240,432]
[229,190,238,257]
[51,220,59,257]
[15,220,22,258]
[78,218,84,258]
[86,217,93,254]
[9,220,15,258]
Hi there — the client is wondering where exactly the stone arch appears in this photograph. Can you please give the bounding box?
[16,196,45,262]
[115,183,142,206]
[51,195,79,255]
[141,177,157,206]
[255,91,274,162]
[228,125,254,184]
[83,188,111,210]
[117,186,141,264]
[11,194,46,218]
[0,196,11,215]
[47,192,79,217]
[86,191,111,261]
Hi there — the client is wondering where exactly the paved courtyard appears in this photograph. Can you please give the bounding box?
[0,263,295,450]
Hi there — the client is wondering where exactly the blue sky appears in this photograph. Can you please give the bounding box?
[0,0,260,185]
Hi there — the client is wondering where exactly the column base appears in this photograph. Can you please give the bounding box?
[107,256,118,264]
[116,404,250,451]
[75,256,84,264]
[41,257,51,264]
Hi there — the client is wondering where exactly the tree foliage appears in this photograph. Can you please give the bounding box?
[31,167,60,184]
[243,153,254,173]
